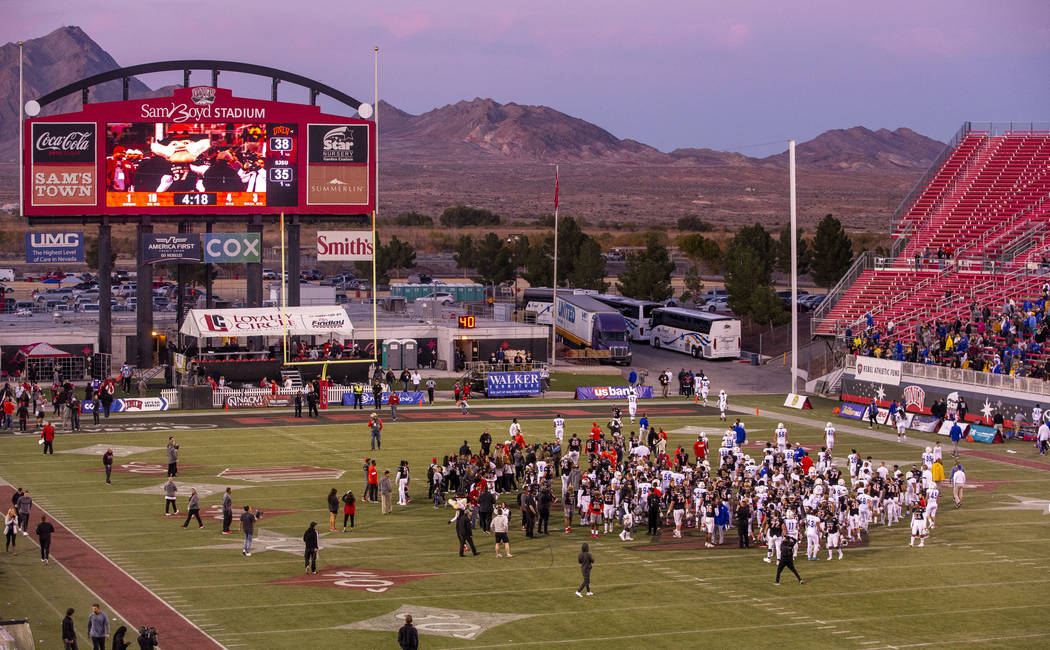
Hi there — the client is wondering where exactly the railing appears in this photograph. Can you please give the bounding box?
[464,361,547,373]
[842,354,1050,397]
[891,122,978,234]
[810,251,872,336]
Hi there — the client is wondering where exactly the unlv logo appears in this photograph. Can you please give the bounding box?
[191,86,216,106]
[903,385,926,411]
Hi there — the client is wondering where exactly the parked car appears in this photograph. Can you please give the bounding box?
[81,303,100,313]
[300,269,324,281]
[407,273,434,284]
[335,293,349,304]
[703,297,731,313]
[416,291,455,305]
[262,269,278,280]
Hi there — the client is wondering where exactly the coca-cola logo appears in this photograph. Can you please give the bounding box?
[35,131,92,152]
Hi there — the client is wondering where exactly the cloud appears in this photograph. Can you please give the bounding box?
[373,9,432,39]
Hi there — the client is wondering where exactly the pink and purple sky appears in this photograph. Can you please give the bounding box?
[5,0,1048,155]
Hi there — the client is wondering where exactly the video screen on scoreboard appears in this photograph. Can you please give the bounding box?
[104,122,297,208]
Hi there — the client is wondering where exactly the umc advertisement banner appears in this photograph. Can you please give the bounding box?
[25,232,85,263]
[486,372,542,397]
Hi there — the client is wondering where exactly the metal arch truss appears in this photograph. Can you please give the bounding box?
[35,59,366,112]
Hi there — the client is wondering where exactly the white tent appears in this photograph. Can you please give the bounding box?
[180,306,354,340]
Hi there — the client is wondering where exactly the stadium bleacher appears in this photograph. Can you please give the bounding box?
[815,124,1050,343]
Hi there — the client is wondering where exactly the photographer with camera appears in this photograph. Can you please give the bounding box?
[136,625,158,649]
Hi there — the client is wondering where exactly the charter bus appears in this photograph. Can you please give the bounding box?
[650,307,741,359]
[593,294,662,343]
[520,287,596,325]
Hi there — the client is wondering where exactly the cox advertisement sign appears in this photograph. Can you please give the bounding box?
[575,386,654,400]
[26,232,85,263]
[486,372,542,397]
[203,233,261,263]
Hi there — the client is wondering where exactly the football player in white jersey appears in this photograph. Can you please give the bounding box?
[895,410,908,442]
[718,390,728,421]
[700,377,711,406]
[627,387,638,423]
[925,485,939,529]
[553,414,565,442]
[783,510,800,558]
[921,447,935,469]
[804,509,823,560]
[774,423,788,452]
[824,422,835,451]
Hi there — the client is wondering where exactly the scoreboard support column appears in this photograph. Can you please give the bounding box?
[98,220,113,356]
[287,215,301,307]
[136,220,155,368]
[246,216,264,351]
[176,221,190,349]
[204,220,214,308]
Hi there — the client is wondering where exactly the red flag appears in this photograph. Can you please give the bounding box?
[554,168,559,210]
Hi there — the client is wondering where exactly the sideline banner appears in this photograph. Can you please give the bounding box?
[181,306,353,339]
[225,394,293,408]
[341,391,426,406]
[854,357,902,386]
[81,397,169,413]
[838,402,868,420]
[575,386,654,400]
[486,372,542,397]
[783,394,812,410]
[936,420,970,438]
[911,415,940,432]
[968,424,1003,444]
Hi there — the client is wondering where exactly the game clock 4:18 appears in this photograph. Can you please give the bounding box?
[174,192,216,206]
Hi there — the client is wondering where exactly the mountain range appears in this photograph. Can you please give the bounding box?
[0,26,945,226]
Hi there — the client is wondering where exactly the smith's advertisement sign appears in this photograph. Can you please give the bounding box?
[316,231,374,261]
[25,232,85,263]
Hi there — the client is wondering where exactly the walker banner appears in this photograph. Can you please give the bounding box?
[341,391,425,406]
[486,372,542,397]
[838,402,868,420]
[575,386,654,400]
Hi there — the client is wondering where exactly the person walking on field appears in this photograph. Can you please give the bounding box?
[181,488,204,528]
[369,413,383,451]
[36,514,55,564]
[341,488,356,532]
[240,505,258,557]
[87,603,109,650]
[379,471,394,514]
[16,490,32,536]
[166,437,179,477]
[303,521,319,574]
[456,504,480,556]
[492,505,513,557]
[951,462,966,508]
[327,488,339,531]
[40,421,55,454]
[397,615,419,650]
[4,508,16,552]
[102,448,114,485]
[774,536,804,585]
[163,478,178,515]
[61,607,78,650]
[222,487,233,534]
[576,542,594,597]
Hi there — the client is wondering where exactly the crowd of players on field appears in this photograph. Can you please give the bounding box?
[430,405,955,558]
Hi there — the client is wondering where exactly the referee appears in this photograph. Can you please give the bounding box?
[774,536,804,585]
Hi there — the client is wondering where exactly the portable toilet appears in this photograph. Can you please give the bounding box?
[386,339,402,370]
[401,339,418,370]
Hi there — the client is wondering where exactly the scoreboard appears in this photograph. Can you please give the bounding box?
[24,86,374,220]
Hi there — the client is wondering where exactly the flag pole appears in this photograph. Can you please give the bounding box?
[18,41,24,218]
[551,165,559,368]
[789,140,799,394]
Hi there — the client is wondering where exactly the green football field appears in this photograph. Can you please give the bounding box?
[1,396,1049,649]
